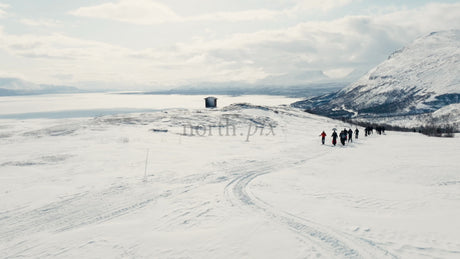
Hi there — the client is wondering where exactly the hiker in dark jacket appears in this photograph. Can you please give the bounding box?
[348,129,353,143]
[355,128,359,139]
[339,129,347,146]
[331,130,338,146]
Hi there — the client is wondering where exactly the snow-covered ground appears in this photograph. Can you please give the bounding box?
[0,94,459,258]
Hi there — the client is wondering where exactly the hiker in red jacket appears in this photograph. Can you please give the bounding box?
[320,131,327,145]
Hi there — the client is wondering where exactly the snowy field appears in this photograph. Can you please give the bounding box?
[0,94,459,258]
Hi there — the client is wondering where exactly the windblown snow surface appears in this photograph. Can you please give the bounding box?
[0,95,459,258]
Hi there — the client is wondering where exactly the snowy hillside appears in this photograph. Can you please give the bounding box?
[1,95,459,258]
[293,30,460,129]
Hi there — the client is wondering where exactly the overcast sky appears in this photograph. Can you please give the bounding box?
[0,0,459,90]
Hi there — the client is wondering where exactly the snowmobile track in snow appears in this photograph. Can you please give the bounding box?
[224,156,397,259]
[0,184,161,242]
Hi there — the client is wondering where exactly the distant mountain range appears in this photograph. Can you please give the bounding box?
[1,74,349,97]
[142,82,345,98]
[292,30,460,131]
[0,78,82,96]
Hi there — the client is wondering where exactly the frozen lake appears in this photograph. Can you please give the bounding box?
[0,93,301,119]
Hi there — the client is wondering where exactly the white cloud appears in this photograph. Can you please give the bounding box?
[323,68,355,78]
[150,2,460,85]
[0,3,9,18]
[1,32,125,60]
[70,0,182,24]
[190,9,281,22]
[2,2,460,88]
[292,0,356,12]
[20,18,62,27]
[192,2,460,75]
[375,3,460,38]
[0,28,269,87]
[69,0,354,25]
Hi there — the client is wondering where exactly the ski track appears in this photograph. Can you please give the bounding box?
[224,155,398,259]
[0,184,164,244]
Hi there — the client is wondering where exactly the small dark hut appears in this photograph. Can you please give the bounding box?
[204,96,218,108]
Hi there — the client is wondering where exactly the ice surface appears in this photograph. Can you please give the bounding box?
[0,93,301,118]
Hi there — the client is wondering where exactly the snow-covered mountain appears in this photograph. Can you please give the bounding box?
[293,30,460,129]
[0,77,81,96]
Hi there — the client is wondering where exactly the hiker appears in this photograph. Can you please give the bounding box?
[365,126,373,136]
[339,129,347,146]
[331,130,338,146]
[355,128,359,139]
[348,129,353,143]
[320,131,327,145]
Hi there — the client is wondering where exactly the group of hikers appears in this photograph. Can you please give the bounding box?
[320,126,385,146]
[364,126,386,136]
